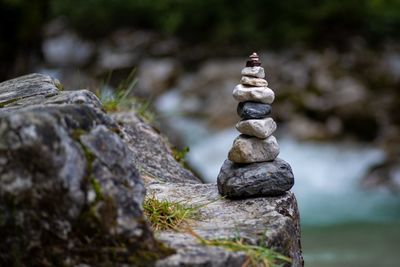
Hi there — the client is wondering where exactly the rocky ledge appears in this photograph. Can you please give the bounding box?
[0,73,303,266]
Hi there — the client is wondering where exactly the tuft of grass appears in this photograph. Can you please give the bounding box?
[96,70,137,112]
[94,70,155,123]
[143,195,200,231]
[172,146,190,168]
[188,229,292,267]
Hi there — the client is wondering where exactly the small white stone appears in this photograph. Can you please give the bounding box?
[228,135,280,163]
[241,67,265,78]
[233,84,275,104]
[241,76,268,87]
[236,118,277,138]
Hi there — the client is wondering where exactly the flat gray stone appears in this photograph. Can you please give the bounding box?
[236,117,277,138]
[0,90,102,114]
[241,76,268,87]
[233,84,275,104]
[0,73,60,105]
[148,182,303,267]
[228,135,279,163]
[241,66,265,78]
[217,158,294,198]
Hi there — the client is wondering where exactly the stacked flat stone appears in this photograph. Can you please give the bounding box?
[217,53,295,199]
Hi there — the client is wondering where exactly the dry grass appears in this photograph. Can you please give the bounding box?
[188,229,292,267]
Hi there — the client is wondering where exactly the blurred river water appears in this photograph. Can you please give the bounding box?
[157,91,400,266]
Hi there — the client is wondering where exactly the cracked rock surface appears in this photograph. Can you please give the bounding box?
[0,73,168,266]
[112,112,201,184]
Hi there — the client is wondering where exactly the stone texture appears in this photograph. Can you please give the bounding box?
[43,89,102,108]
[0,90,102,114]
[156,234,247,267]
[0,73,60,105]
[217,158,294,198]
[0,73,103,114]
[148,182,303,267]
[233,84,275,104]
[112,112,201,184]
[236,117,277,138]
[241,76,268,87]
[228,135,280,163]
[237,101,272,120]
[0,74,169,266]
[80,125,147,233]
[241,66,265,78]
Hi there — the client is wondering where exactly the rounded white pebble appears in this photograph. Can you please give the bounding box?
[232,84,275,104]
[236,117,277,138]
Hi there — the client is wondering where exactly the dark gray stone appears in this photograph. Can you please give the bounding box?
[237,101,271,119]
[217,158,294,198]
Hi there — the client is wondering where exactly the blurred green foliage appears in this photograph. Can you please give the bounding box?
[1,0,400,80]
[50,0,400,48]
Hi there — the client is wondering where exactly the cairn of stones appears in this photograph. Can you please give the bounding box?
[217,53,295,198]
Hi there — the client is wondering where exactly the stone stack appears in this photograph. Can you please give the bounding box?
[217,53,295,199]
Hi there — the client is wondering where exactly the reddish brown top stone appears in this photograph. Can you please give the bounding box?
[246,52,261,67]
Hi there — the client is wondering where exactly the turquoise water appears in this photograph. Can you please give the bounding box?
[303,223,400,267]
[155,95,400,266]
[180,128,400,266]
[277,137,400,266]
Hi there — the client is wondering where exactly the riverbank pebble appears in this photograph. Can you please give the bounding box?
[236,117,277,138]
[233,84,275,104]
[228,135,279,163]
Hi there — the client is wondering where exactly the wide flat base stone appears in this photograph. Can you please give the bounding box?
[147,182,303,267]
[217,158,294,198]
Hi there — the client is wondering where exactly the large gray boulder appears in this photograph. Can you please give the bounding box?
[0,74,170,266]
